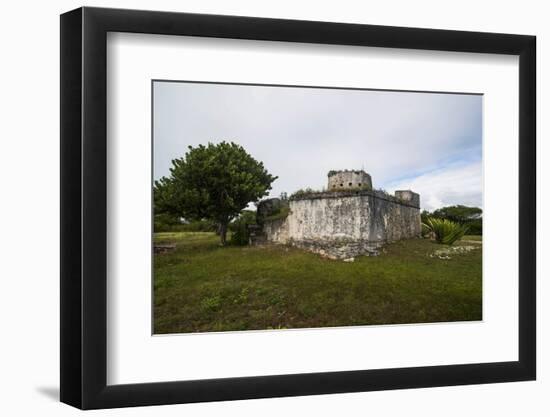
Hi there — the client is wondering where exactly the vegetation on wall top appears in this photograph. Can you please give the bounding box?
[327,169,367,177]
[289,186,393,200]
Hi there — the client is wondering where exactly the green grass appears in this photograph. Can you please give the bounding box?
[154,232,482,334]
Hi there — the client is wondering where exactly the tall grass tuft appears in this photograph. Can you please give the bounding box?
[422,217,469,245]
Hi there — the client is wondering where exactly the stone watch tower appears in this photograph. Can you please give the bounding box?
[327,170,373,190]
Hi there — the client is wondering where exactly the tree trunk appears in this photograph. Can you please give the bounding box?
[219,222,228,245]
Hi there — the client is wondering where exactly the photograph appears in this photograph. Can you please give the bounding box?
[50,3,539,412]
[152,81,483,334]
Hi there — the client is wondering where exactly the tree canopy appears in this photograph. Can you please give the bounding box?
[431,205,482,223]
[154,141,277,244]
[422,205,482,235]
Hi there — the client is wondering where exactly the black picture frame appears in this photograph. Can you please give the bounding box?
[60,6,536,410]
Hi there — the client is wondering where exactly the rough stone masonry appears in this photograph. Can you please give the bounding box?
[253,170,421,260]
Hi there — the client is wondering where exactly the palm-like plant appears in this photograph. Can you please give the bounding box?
[422,217,469,245]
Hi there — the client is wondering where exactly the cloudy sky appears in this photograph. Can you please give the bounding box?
[153,81,482,211]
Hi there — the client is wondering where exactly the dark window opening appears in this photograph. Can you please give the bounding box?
[358,183,361,186]
[349,182,352,186]
[340,183,343,187]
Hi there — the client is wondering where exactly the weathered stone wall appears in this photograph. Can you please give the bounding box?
[262,189,421,259]
[395,190,420,208]
[289,238,384,260]
[263,217,289,243]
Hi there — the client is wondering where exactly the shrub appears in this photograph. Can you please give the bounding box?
[465,218,482,235]
[421,222,433,238]
[256,198,289,224]
[229,210,257,246]
[290,187,319,199]
[179,219,217,232]
[264,206,290,222]
[422,217,469,245]
[153,213,181,232]
[154,217,217,233]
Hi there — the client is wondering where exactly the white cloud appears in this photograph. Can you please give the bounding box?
[387,161,482,211]
[153,81,482,210]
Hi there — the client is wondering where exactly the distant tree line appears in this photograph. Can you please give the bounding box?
[421,205,482,235]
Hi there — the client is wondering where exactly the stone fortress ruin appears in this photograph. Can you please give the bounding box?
[251,170,421,260]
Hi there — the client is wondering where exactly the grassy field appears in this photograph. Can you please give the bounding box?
[154,232,482,334]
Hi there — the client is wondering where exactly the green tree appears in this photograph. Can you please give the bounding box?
[430,205,482,235]
[154,141,277,245]
[431,205,482,223]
